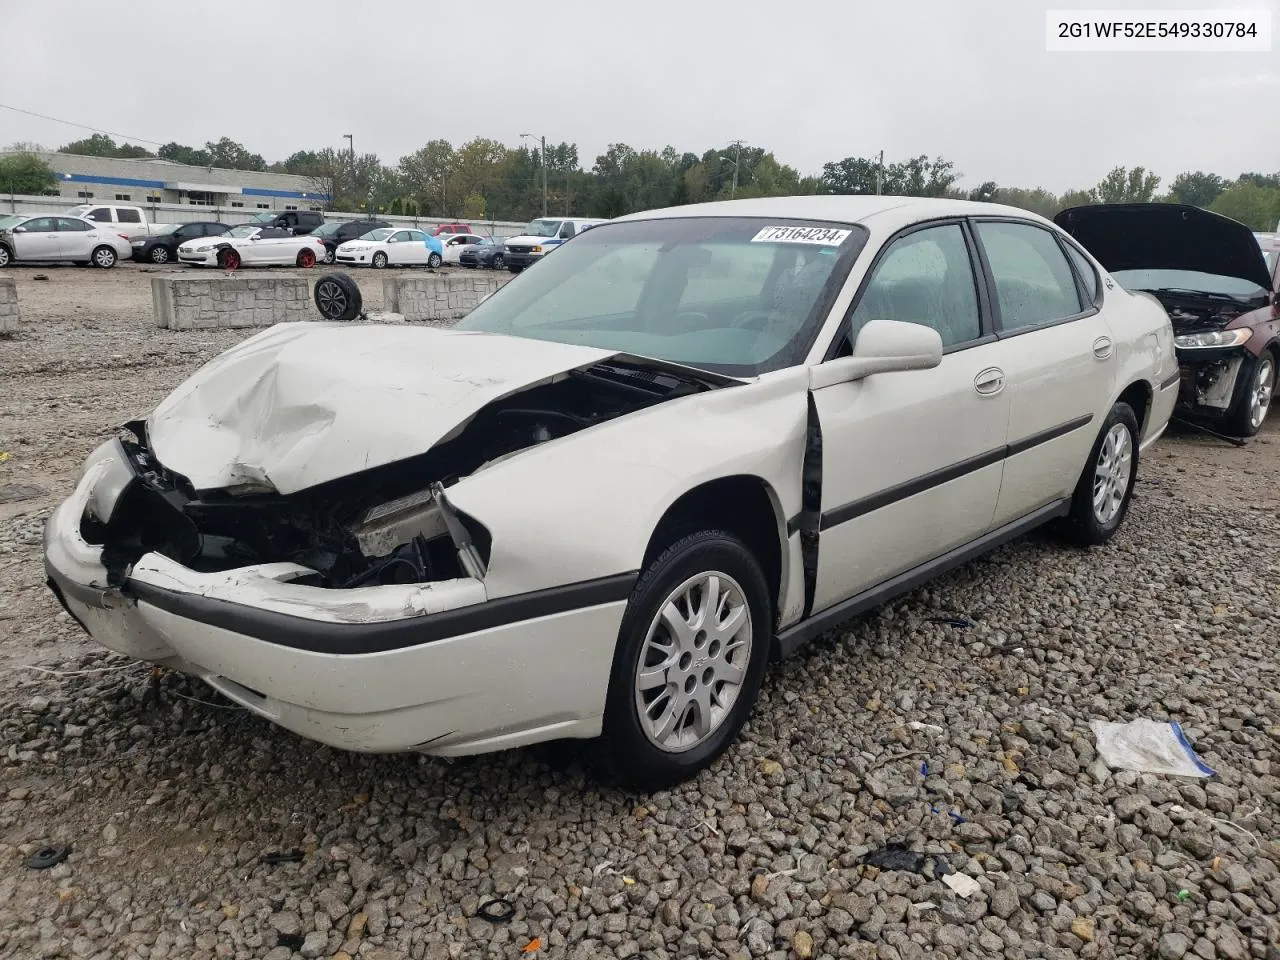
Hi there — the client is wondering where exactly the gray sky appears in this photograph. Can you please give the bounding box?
[1,0,1276,192]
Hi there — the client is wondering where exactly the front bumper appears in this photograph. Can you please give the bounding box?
[503,251,540,268]
[177,250,217,266]
[43,441,626,755]
[1174,347,1250,420]
[335,251,368,264]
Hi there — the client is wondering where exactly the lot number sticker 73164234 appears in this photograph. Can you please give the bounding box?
[750,226,852,246]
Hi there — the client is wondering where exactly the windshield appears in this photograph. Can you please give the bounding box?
[225,225,259,238]
[524,219,562,238]
[455,217,866,375]
[360,228,394,242]
[1111,268,1268,300]
[153,223,180,236]
[310,222,341,238]
[0,215,28,230]
[64,205,90,218]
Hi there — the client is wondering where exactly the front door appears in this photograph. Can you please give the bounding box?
[13,217,62,261]
[970,219,1117,526]
[811,221,1010,613]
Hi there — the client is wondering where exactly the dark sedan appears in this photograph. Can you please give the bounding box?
[458,237,505,270]
[131,222,229,264]
[310,219,393,264]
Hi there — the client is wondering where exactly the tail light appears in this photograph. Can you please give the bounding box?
[118,233,129,241]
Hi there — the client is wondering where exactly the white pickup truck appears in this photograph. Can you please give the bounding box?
[63,204,177,242]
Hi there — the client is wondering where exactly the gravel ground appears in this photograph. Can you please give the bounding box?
[1,263,1278,960]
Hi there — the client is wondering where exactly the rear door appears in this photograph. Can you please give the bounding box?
[970,218,1116,527]
[56,217,97,259]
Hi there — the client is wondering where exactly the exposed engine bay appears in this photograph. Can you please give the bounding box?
[1144,289,1257,413]
[87,360,713,590]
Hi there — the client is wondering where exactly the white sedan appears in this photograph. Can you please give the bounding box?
[335,227,438,268]
[176,224,326,269]
[43,196,1177,790]
[441,233,490,264]
[0,214,132,268]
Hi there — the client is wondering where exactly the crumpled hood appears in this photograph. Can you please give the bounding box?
[146,323,622,494]
[1054,203,1273,291]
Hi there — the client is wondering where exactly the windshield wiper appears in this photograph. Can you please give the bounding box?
[1146,287,1254,304]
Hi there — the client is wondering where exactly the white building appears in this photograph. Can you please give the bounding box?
[5,151,329,211]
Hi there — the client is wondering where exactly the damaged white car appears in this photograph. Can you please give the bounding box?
[44,197,1177,789]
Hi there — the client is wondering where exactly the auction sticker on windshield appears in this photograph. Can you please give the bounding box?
[751,226,852,245]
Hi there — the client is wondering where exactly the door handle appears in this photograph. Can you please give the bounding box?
[974,367,1005,396]
[1093,336,1114,360]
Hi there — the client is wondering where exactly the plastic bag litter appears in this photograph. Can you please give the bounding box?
[1089,719,1216,778]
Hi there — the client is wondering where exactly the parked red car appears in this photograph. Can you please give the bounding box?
[431,223,474,236]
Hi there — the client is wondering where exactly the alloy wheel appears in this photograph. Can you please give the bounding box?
[151,246,170,264]
[93,247,116,268]
[633,571,753,753]
[1092,422,1133,525]
[1249,356,1275,430]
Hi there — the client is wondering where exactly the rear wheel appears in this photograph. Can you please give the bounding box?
[372,251,388,269]
[217,248,241,271]
[91,245,117,269]
[427,252,442,268]
[595,530,771,791]
[1064,402,1139,546]
[149,245,171,264]
[296,247,317,268]
[1223,351,1275,438]
[322,247,335,265]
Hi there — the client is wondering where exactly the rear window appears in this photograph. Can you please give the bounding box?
[117,208,142,223]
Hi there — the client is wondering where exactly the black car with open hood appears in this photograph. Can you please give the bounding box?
[1055,203,1279,438]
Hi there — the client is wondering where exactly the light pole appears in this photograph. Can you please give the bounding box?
[343,134,354,208]
[521,132,548,217]
[875,150,884,195]
[720,140,744,199]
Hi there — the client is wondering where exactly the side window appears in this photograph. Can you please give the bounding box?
[558,222,576,239]
[23,218,56,232]
[85,208,113,222]
[57,218,93,232]
[407,231,426,242]
[205,224,226,236]
[1062,240,1099,306]
[975,221,1084,331]
[391,231,412,243]
[849,223,982,348]
[116,209,142,224]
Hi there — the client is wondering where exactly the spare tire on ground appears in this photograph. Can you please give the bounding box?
[313,272,362,322]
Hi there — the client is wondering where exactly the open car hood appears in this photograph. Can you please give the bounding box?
[146,322,735,495]
[1054,203,1273,291]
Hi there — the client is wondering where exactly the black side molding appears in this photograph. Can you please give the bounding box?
[1159,370,1181,391]
[820,415,1092,531]
[776,498,1070,658]
[128,571,639,655]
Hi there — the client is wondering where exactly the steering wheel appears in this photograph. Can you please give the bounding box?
[730,310,775,331]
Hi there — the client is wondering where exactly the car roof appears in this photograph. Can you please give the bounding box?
[613,195,1057,233]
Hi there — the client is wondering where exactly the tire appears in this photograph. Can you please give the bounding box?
[91,245,117,269]
[372,251,388,269]
[1222,350,1276,438]
[296,248,317,269]
[313,272,362,322]
[427,252,442,268]
[0,244,10,268]
[322,247,335,265]
[217,248,241,271]
[491,254,504,271]
[595,530,772,791]
[149,245,171,264]
[1063,402,1140,546]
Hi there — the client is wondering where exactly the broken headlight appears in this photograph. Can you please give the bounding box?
[1174,329,1251,349]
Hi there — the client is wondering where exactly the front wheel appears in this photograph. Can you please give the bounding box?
[1064,402,1139,546]
[150,245,171,264]
[371,251,388,269]
[1223,351,1275,438]
[217,248,241,271]
[491,253,504,270]
[322,247,335,265]
[0,244,10,268]
[595,530,771,791]
[91,245,117,269]
[427,252,442,268]
[296,248,317,268]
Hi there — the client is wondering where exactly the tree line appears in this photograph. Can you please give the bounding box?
[1,132,1277,232]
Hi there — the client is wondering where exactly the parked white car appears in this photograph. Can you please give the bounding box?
[177,225,326,269]
[335,228,438,268]
[0,214,132,268]
[441,233,490,264]
[43,196,1177,789]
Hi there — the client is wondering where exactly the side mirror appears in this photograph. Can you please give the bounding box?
[12,226,26,233]
[810,319,943,389]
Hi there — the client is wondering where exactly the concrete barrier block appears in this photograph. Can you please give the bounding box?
[0,277,19,334]
[152,275,314,330]
[381,273,512,322]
